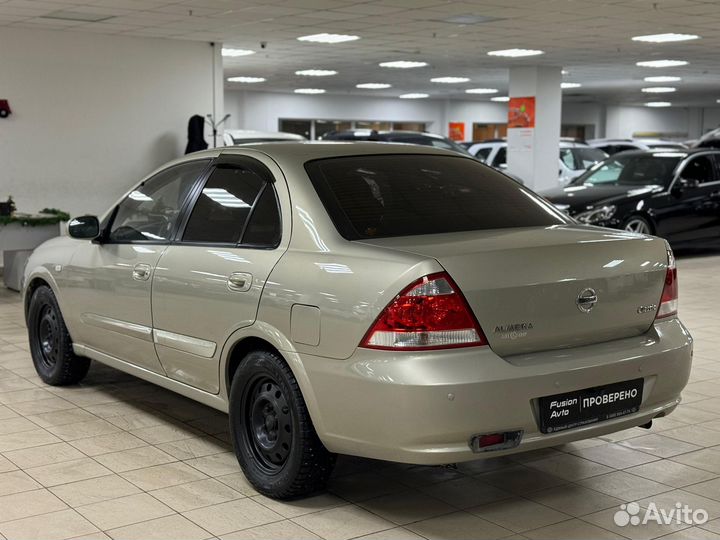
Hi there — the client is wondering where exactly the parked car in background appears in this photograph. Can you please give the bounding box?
[541,148,720,243]
[322,129,473,156]
[223,129,305,146]
[23,143,690,499]
[694,127,720,149]
[588,138,687,155]
[468,139,608,184]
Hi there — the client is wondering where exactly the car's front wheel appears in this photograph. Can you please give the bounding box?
[229,349,336,499]
[623,215,654,235]
[27,285,90,385]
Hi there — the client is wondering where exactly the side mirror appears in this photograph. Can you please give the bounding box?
[68,215,100,239]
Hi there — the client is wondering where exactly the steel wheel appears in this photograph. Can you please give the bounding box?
[624,218,651,234]
[37,305,61,370]
[242,375,293,473]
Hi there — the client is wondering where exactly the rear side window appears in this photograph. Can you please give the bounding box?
[305,155,567,240]
[242,186,281,246]
[183,166,264,244]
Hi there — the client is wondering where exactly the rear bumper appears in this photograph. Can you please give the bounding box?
[299,317,692,464]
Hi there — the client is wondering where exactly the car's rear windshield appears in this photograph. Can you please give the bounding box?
[305,154,567,240]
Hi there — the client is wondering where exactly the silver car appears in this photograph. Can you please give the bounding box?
[23,143,692,499]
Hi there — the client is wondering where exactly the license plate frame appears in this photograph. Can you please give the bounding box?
[538,378,644,434]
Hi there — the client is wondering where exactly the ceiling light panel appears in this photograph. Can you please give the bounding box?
[379,61,428,69]
[644,76,682,82]
[356,83,392,89]
[645,101,672,107]
[222,48,255,57]
[488,49,544,57]
[294,88,325,94]
[491,96,510,102]
[431,77,470,83]
[41,10,114,22]
[641,87,676,93]
[399,93,429,99]
[636,60,688,68]
[465,88,498,94]
[295,69,337,76]
[561,82,582,89]
[297,33,359,43]
[227,76,265,83]
[632,33,699,43]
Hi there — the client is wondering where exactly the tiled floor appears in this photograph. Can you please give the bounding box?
[0,253,719,540]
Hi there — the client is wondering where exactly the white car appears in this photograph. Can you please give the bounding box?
[467,140,608,184]
[223,130,305,146]
[588,138,687,155]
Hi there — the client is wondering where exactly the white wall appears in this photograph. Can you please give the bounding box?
[0,27,216,217]
[605,105,698,140]
[224,90,508,138]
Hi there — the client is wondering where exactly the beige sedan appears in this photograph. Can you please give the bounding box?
[22,143,692,499]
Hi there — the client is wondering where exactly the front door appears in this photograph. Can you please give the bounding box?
[151,153,288,393]
[64,158,212,373]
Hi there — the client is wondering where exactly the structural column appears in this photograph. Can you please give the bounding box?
[506,66,562,191]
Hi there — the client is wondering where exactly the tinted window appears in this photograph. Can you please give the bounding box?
[109,160,209,243]
[474,147,492,161]
[305,155,566,240]
[682,155,716,183]
[242,186,281,246]
[183,166,264,244]
[559,147,607,170]
[575,154,682,187]
[494,146,507,167]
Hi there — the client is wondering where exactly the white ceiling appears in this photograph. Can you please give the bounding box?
[2,0,720,106]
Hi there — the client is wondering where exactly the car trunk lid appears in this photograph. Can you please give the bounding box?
[358,225,669,356]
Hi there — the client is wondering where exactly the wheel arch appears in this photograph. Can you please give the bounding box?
[219,323,327,439]
[23,269,60,322]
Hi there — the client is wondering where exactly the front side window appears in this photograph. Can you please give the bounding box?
[575,154,682,187]
[108,160,209,243]
[306,154,567,240]
[182,160,280,245]
[681,155,717,183]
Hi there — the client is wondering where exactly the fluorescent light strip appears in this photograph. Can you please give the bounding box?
[645,101,672,107]
[644,76,681,82]
[632,33,699,43]
[561,82,582,89]
[294,88,325,94]
[295,69,337,76]
[465,88,498,94]
[227,76,265,83]
[641,87,676,93]
[356,83,392,89]
[431,77,470,83]
[399,93,428,99]
[636,59,688,68]
[222,48,255,57]
[491,96,510,102]
[297,33,359,43]
[488,48,544,57]
[379,60,428,69]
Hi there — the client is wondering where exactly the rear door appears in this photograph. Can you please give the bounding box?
[150,153,288,393]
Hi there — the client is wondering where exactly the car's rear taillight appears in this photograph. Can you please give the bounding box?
[656,245,678,319]
[360,272,487,350]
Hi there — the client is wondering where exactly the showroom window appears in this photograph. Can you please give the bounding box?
[108,160,210,243]
[182,165,266,245]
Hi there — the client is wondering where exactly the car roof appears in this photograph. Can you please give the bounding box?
[225,129,305,140]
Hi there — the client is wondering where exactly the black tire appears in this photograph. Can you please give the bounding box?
[622,215,654,235]
[229,349,336,499]
[27,285,90,385]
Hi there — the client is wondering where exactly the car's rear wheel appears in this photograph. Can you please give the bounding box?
[27,285,90,385]
[229,349,336,499]
[623,216,653,235]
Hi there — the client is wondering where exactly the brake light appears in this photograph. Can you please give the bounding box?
[360,272,487,350]
[656,246,678,319]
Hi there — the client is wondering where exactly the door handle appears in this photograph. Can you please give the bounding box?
[132,263,152,281]
[227,272,252,292]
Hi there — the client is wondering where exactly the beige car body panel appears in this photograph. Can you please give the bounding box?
[23,142,693,464]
